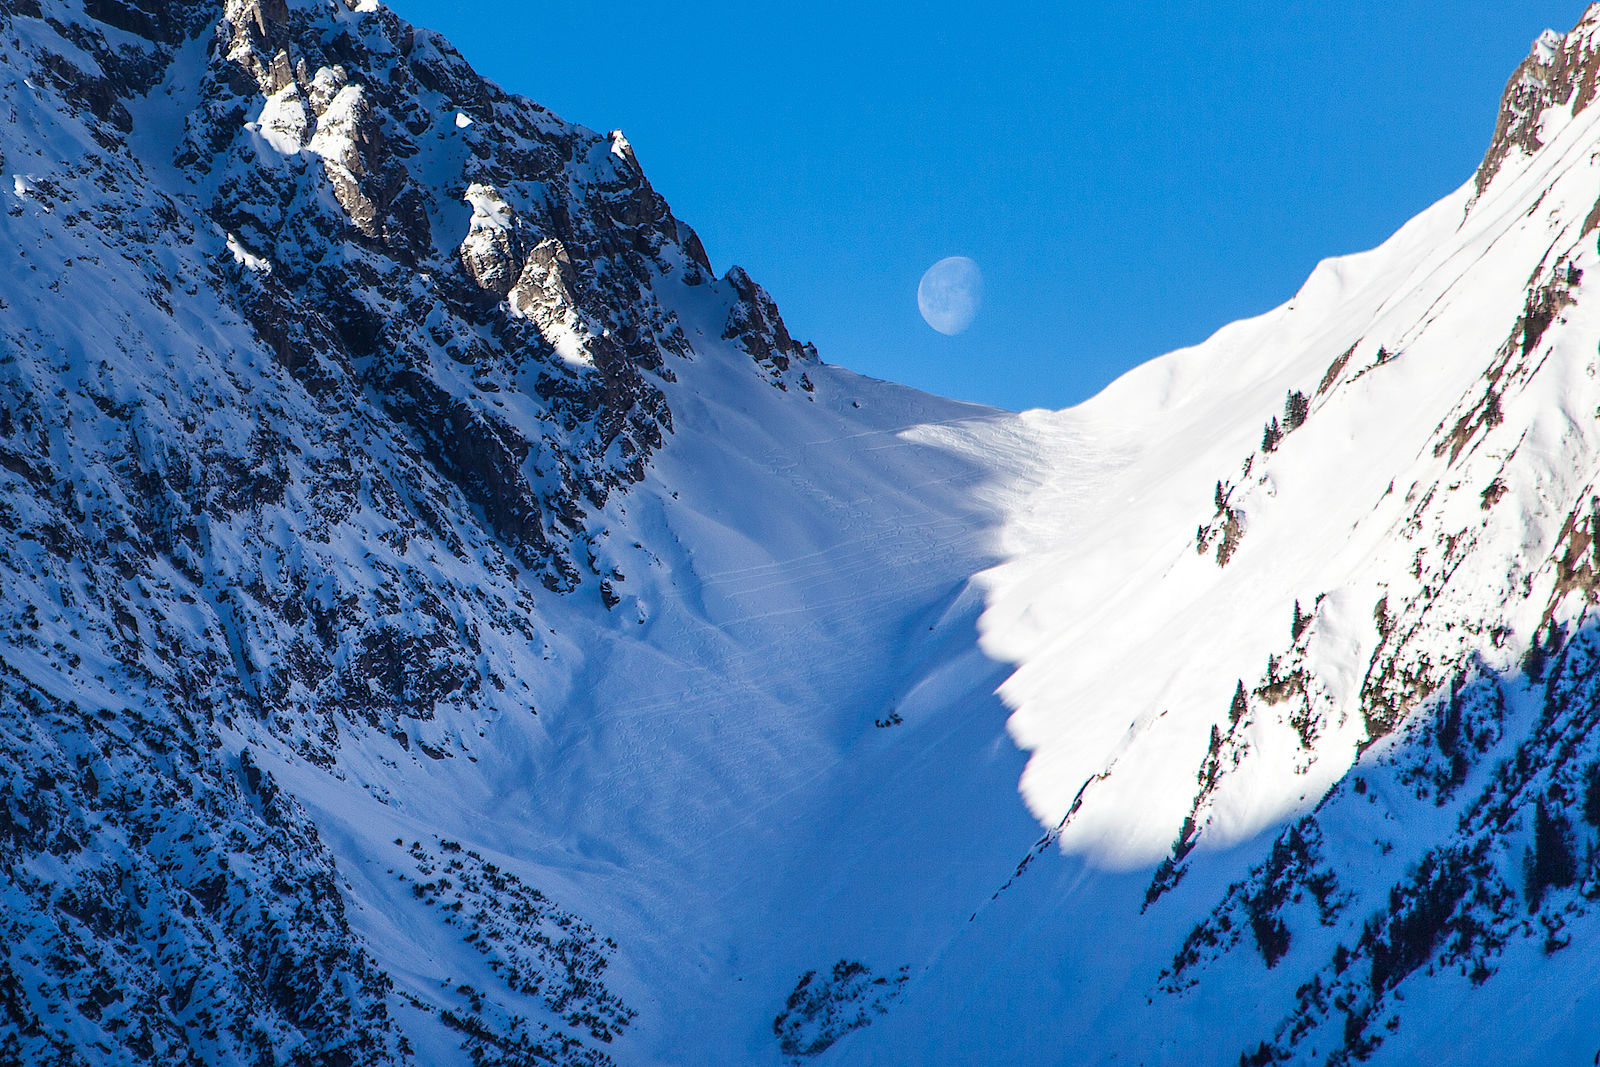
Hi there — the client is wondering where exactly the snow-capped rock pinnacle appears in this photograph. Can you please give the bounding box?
[1475,4,1600,195]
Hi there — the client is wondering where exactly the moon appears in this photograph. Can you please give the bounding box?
[917,256,984,335]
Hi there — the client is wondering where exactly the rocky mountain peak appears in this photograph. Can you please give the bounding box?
[14,0,815,578]
[1475,3,1600,195]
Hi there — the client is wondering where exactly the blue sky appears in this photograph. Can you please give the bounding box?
[389,1,1582,412]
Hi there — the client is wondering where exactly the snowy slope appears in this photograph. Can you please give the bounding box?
[844,7,1600,1064]
[8,1,1600,1065]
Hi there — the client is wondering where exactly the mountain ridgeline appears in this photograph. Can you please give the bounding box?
[5,1,1600,1064]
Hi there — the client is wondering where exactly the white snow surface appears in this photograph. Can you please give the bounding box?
[463,180,513,230]
[285,57,1600,1060]
[225,231,271,272]
[7,1,1600,1065]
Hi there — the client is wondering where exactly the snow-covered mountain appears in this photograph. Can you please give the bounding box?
[5,1,1600,1064]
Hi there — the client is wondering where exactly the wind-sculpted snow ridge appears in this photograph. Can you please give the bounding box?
[14,0,1600,1064]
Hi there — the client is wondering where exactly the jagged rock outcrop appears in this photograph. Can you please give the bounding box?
[724,266,818,390]
[1476,7,1600,196]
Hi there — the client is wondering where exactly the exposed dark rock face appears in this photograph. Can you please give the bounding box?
[0,661,408,1067]
[772,960,910,1060]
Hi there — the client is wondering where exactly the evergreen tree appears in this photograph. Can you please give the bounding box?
[1483,388,1503,427]
[1526,802,1576,911]
[1284,390,1309,432]
[1584,762,1600,827]
[1523,637,1547,681]
[1262,418,1282,452]
[1436,687,1462,756]
[1230,681,1248,724]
